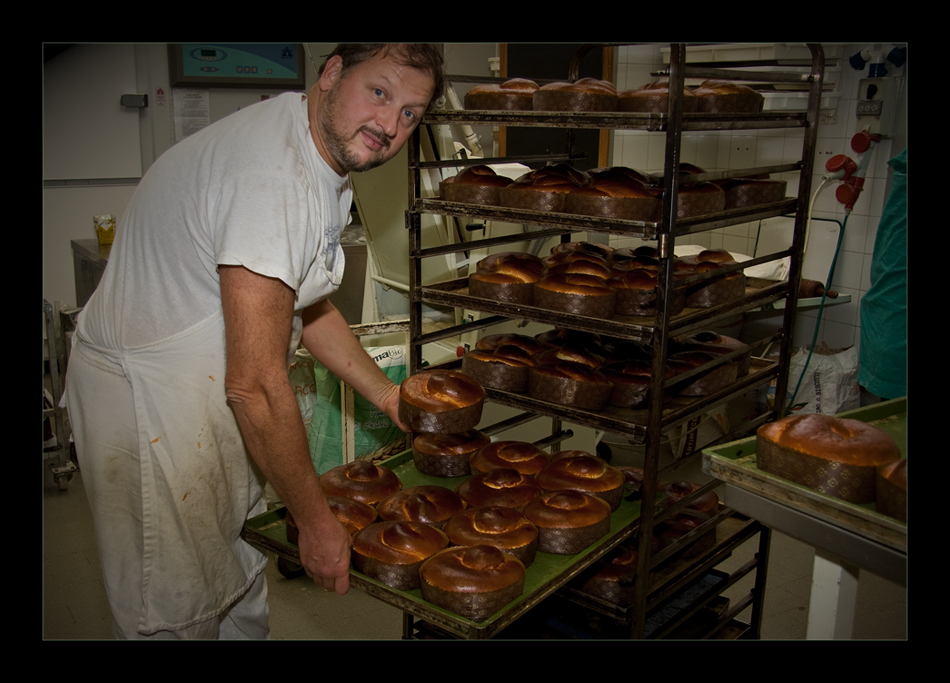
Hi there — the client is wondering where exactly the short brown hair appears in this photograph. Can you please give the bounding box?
[320,43,445,110]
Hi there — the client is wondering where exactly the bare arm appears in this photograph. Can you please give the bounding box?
[220,265,351,594]
[300,298,407,431]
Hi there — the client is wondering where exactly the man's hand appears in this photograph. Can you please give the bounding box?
[378,382,408,433]
[296,512,352,594]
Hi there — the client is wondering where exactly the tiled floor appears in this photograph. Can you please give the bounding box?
[43,459,906,640]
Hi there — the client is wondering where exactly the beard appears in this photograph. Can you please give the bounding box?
[318,84,392,174]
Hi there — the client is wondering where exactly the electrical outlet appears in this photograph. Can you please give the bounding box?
[855,77,900,137]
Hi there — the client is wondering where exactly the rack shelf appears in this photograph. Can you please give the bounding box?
[403,43,825,639]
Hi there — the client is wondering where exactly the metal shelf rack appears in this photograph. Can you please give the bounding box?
[404,43,826,638]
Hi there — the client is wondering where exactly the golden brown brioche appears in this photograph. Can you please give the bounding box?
[442,165,514,206]
[619,79,699,114]
[533,273,617,319]
[523,490,612,554]
[442,506,539,567]
[419,545,526,621]
[469,252,545,305]
[533,78,619,112]
[319,459,402,506]
[455,468,543,510]
[528,361,615,411]
[756,414,902,504]
[876,459,907,522]
[693,79,764,113]
[399,369,485,433]
[376,485,466,528]
[536,452,626,511]
[498,164,588,212]
[464,78,539,110]
[659,480,720,514]
[470,440,550,477]
[412,430,491,478]
[352,520,449,590]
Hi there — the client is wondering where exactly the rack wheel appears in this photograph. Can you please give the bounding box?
[277,556,306,579]
[596,441,612,463]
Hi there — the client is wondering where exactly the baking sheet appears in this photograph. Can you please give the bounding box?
[702,397,907,552]
[242,448,643,639]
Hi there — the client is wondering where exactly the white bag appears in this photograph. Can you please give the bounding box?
[785,344,860,415]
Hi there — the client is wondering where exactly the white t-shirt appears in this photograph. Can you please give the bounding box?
[80,91,352,350]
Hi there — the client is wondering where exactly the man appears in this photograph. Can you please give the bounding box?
[64,44,444,639]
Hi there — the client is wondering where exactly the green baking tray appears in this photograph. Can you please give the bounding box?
[702,397,906,552]
[242,448,643,639]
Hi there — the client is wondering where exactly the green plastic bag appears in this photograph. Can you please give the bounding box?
[306,345,407,475]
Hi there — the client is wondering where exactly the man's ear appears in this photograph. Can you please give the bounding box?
[319,55,343,92]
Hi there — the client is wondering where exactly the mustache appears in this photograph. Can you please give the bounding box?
[358,125,390,150]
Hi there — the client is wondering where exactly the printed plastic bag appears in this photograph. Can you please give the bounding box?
[307,346,407,475]
[784,344,860,415]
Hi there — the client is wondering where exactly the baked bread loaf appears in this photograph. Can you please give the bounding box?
[756,414,903,504]
[464,78,539,110]
[618,80,699,114]
[536,452,626,511]
[678,250,746,309]
[377,485,466,528]
[399,369,485,433]
[667,350,739,396]
[412,430,490,478]
[470,440,550,477]
[461,349,535,394]
[565,167,661,222]
[602,358,673,409]
[528,361,614,411]
[674,331,751,377]
[693,79,764,113]
[420,545,526,621]
[441,165,514,206]
[463,334,545,393]
[476,333,547,356]
[351,520,449,590]
[443,506,540,567]
[533,273,617,319]
[659,481,719,514]
[469,252,545,305]
[573,543,642,606]
[608,267,687,318]
[533,78,619,112]
[498,164,588,213]
[876,459,907,522]
[455,468,543,511]
[319,459,402,507]
[655,508,716,559]
[723,178,787,209]
[535,327,603,353]
[523,490,612,554]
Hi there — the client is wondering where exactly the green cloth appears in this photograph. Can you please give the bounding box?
[858,148,907,398]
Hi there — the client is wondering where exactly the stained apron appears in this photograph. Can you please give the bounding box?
[68,310,268,635]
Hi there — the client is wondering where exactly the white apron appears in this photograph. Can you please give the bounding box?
[69,310,268,635]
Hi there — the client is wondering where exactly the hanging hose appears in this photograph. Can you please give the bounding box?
[785,213,848,414]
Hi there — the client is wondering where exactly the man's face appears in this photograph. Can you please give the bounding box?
[312,49,435,176]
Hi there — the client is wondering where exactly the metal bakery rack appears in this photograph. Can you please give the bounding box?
[404,43,825,639]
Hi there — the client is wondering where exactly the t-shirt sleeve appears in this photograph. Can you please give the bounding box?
[211,170,319,295]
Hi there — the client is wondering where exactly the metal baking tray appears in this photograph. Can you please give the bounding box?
[702,397,907,552]
[242,448,643,639]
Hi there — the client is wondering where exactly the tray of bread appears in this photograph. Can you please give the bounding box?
[243,433,644,639]
[702,397,907,551]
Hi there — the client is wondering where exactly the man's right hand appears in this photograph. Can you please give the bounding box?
[296,513,352,595]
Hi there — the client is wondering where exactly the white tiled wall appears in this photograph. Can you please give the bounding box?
[610,44,907,356]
